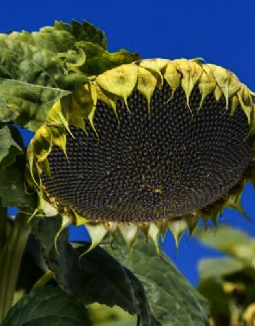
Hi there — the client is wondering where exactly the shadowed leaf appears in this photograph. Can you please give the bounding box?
[198,279,231,326]
[31,216,138,315]
[1,287,92,326]
[31,215,210,326]
[0,125,21,166]
[0,125,36,208]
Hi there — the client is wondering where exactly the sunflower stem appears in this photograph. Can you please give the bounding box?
[0,209,30,323]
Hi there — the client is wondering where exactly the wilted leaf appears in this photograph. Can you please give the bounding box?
[104,235,210,326]
[1,287,92,326]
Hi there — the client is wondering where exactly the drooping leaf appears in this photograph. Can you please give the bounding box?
[103,235,210,326]
[1,287,92,326]
[31,215,138,315]
[31,214,210,326]
[122,264,162,326]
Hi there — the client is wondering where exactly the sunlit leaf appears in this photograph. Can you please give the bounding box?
[196,226,250,253]
[197,226,255,263]
[199,257,245,280]
[88,303,136,326]
[0,20,140,130]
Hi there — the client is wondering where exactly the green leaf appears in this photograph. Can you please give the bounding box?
[77,42,141,76]
[0,20,140,130]
[198,279,230,322]
[0,125,37,208]
[197,226,255,262]
[198,257,245,280]
[0,79,71,130]
[196,226,250,253]
[197,228,255,326]
[54,19,107,49]
[104,236,210,326]
[31,216,138,315]
[0,161,35,208]
[88,304,137,326]
[32,215,209,326]
[0,125,21,166]
[0,27,87,88]
[1,287,92,326]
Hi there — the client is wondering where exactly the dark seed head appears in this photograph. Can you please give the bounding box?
[41,82,255,222]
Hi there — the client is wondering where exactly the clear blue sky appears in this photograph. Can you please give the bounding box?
[2,0,255,285]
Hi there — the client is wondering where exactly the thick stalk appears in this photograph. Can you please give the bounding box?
[0,212,30,323]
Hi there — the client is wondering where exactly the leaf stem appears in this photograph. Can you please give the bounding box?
[0,211,30,323]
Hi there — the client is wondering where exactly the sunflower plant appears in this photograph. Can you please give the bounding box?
[0,18,254,326]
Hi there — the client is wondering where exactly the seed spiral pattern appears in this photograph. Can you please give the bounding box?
[42,83,255,222]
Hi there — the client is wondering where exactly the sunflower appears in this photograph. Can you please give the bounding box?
[27,58,255,250]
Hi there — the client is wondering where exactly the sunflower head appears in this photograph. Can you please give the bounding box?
[27,58,255,248]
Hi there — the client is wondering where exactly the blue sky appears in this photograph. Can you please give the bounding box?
[2,0,255,285]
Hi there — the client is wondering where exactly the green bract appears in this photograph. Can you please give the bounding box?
[27,58,255,250]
